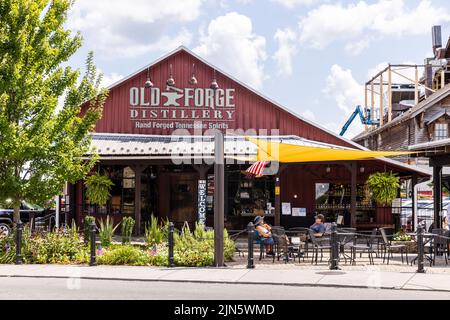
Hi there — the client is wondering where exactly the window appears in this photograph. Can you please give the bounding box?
[434,123,448,140]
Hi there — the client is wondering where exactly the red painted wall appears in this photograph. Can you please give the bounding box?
[83,48,353,148]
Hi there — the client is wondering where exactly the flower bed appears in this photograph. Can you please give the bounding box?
[0,220,235,267]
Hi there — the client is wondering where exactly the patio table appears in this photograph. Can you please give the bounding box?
[407,232,435,265]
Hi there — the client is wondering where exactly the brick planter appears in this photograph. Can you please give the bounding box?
[390,240,417,254]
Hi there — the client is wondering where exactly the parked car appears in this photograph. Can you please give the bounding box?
[0,201,55,237]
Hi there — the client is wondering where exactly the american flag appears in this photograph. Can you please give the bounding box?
[246,161,268,177]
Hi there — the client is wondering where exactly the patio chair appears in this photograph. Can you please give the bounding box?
[309,229,332,265]
[288,227,310,259]
[379,227,408,265]
[271,226,287,262]
[228,229,247,257]
[431,229,449,265]
[348,228,378,265]
[288,236,302,262]
[254,229,276,263]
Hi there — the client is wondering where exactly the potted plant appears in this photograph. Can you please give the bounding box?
[366,172,400,206]
[84,172,114,207]
[391,230,417,253]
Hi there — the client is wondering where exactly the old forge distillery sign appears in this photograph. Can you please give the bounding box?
[129,85,236,130]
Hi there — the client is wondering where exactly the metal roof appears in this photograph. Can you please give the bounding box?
[87,133,350,158]
[84,133,431,177]
[409,137,450,151]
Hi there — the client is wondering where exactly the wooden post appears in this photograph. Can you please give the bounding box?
[415,66,419,105]
[371,80,375,129]
[350,162,357,228]
[134,166,143,235]
[411,174,418,231]
[364,85,368,132]
[433,165,443,229]
[214,131,225,267]
[379,74,384,127]
[274,174,281,226]
[388,66,392,122]
[441,69,446,89]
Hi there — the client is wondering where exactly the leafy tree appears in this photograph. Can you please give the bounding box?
[0,0,107,223]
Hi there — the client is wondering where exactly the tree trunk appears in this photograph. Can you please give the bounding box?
[13,204,20,224]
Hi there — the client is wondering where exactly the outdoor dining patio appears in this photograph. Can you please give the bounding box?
[228,225,450,272]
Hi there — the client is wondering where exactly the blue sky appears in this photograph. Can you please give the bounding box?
[65,0,450,138]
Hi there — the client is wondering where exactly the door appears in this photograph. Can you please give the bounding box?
[170,174,197,226]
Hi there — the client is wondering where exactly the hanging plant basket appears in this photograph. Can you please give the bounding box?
[85,173,114,206]
[366,172,400,206]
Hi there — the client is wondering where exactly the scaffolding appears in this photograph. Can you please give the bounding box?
[363,63,448,132]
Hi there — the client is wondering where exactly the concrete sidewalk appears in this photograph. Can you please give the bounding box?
[1,264,450,293]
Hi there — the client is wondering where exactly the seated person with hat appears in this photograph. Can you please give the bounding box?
[310,213,326,237]
[254,216,275,256]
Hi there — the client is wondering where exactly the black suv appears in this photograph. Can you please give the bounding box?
[0,201,54,237]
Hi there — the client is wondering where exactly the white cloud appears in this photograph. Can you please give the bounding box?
[273,0,320,8]
[298,0,450,49]
[322,65,366,138]
[324,64,363,116]
[101,72,124,88]
[194,12,267,89]
[68,0,202,58]
[300,109,316,121]
[344,38,371,56]
[273,28,298,77]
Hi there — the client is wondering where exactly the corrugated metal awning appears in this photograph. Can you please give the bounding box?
[86,133,350,159]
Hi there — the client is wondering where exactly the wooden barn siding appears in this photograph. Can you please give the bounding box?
[280,160,399,220]
[380,124,410,151]
[85,50,353,148]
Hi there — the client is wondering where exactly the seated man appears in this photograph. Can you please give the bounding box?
[310,214,326,237]
[254,216,275,256]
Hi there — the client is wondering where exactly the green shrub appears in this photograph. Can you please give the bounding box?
[393,231,412,241]
[0,235,14,264]
[121,217,135,244]
[144,215,165,246]
[28,224,88,264]
[99,216,120,248]
[97,245,149,266]
[83,215,96,242]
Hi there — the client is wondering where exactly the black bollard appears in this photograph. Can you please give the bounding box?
[89,221,97,266]
[329,223,340,270]
[247,222,255,269]
[15,221,23,265]
[168,222,175,268]
[417,225,425,273]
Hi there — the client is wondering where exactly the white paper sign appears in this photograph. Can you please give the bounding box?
[282,202,291,216]
[292,208,306,217]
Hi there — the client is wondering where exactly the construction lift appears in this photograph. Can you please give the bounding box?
[339,105,380,136]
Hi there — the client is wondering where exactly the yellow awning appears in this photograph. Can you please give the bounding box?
[247,137,413,163]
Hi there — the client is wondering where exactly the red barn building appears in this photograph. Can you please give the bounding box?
[69,47,429,233]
